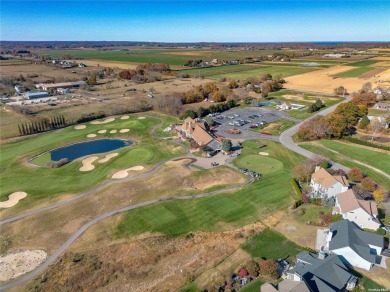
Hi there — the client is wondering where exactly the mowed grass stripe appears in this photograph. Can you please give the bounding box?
[334,66,374,78]
[318,140,390,174]
[115,140,304,237]
[207,66,318,80]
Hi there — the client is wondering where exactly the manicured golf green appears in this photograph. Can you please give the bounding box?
[115,140,304,238]
[235,155,283,174]
[0,115,185,205]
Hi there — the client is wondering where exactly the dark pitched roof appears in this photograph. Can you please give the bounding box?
[289,251,357,292]
[329,220,384,264]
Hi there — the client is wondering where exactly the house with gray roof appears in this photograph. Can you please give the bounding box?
[261,251,357,292]
[326,220,384,270]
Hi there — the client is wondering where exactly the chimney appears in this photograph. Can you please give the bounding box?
[315,166,320,172]
[318,250,326,260]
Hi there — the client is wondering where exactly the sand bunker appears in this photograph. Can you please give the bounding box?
[259,152,270,156]
[91,117,115,125]
[119,129,130,133]
[98,153,119,163]
[74,125,86,130]
[138,117,146,120]
[111,166,145,179]
[109,130,117,134]
[0,250,47,282]
[0,192,27,208]
[120,115,129,120]
[87,134,97,138]
[97,129,107,134]
[79,156,98,172]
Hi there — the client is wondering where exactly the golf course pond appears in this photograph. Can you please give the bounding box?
[31,139,133,166]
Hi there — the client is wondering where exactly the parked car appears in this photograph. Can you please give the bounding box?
[249,125,257,129]
[234,114,239,117]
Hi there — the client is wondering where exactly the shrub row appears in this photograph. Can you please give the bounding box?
[343,136,390,151]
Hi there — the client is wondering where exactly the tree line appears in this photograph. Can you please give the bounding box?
[18,115,67,136]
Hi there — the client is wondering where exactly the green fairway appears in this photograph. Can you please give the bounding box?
[40,48,294,66]
[207,66,317,80]
[0,115,185,204]
[235,155,283,174]
[334,66,374,78]
[318,140,390,174]
[115,140,304,237]
[242,229,303,260]
[300,144,390,189]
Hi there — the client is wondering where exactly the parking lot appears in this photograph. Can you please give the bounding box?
[210,107,300,140]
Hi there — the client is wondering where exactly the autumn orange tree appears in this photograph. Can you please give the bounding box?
[361,177,376,192]
[348,167,363,182]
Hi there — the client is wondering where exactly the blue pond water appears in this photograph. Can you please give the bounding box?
[50,139,132,161]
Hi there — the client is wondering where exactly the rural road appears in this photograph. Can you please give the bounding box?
[0,176,254,291]
[1,99,354,289]
[279,96,351,172]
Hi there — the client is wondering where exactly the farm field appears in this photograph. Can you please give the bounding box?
[334,66,376,78]
[284,64,390,94]
[39,48,295,66]
[177,64,266,77]
[0,59,32,65]
[207,66,318,80]
[115,140,304,238]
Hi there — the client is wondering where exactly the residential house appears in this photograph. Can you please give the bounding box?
[278,102,292,110]
[310,167,349,198]
[325,220,384,270]
[78,63,86,68]
[181,117,221,151]
[261,251,357,292]
[333,189,381,230]
[14,84,24,94]
[373,102,390,110]
[367,116,389,128]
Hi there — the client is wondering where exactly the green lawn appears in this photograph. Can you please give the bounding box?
[0,115,185,204]
[250,119,296,136]
[207,66,318,80]
[317,140,390,175]
[293,205,330,224]
[300,144,390,190]
[115,140,304,238]
[234,155,283,174]
[240,279,264,292]
[242,229,303,260]
[334,67,374,78]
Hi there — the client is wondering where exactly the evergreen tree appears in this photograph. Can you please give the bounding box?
[18,124,22,136]
[359,115,370,129]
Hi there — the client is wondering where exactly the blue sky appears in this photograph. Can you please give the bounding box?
[1,1,389,42]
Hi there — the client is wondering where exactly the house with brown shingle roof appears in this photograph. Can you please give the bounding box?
[180,117,221,150]
[333,189,381,230]
[310,167,349,198]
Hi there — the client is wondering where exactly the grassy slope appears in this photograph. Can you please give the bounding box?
[115,140,304,237]
[318,140,390,174]
[300,144,390,189]
[0,115,185,203]
[250,119,296,136]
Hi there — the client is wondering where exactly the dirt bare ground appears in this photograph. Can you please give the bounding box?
[22,222,264,292]
[359,67,388,79]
